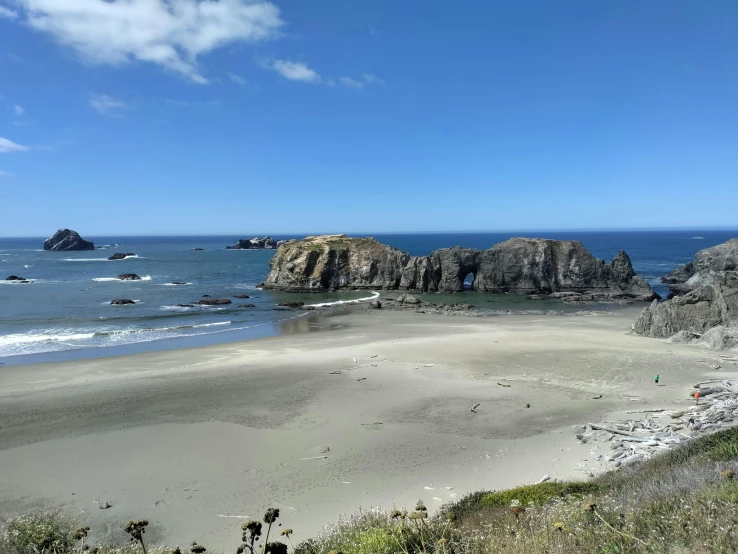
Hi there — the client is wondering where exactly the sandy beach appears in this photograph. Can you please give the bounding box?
[0,307,726,552]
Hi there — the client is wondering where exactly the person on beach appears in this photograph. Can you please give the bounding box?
[694,391,700,404]
[654,374,659,384]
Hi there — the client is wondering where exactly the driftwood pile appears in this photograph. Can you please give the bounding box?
[576,375,738,473]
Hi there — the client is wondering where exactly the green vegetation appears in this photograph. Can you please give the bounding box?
[3,428,738,554]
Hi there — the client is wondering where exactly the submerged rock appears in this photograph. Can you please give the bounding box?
[117,273,141,281]
[262,234,657,302]
[43,229,95,251]
[111,299,136,305]
[233,293,250,299]
[108,253,136,261]
[197,298,232,305]
[277,301,305,308]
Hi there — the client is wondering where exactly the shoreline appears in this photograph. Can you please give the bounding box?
[0,307,730,551]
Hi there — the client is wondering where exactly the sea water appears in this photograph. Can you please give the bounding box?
[0,231,734,362]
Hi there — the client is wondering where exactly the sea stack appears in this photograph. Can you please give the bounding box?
[660,238,738,297]
[43,229,95,251]
[262,234,658,302]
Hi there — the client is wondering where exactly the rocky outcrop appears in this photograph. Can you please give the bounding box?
[632,285,738,339]
[117,273,141,281]
[233,294,250,299]
[5,275,24,281]
[661,239,738,297]
[262,235,657,302]
[197,298,232,305]
[111,299,136,305]
[43,229,95,251]
[277,301,305,308]
[227,236,279,250]
[661,262,695,284]
[108,253,136,261]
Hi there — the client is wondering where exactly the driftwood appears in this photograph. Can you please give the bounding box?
[625,409,666,414]
[587,423,637,437]
[470,403,481,413]
[497,382,511,388]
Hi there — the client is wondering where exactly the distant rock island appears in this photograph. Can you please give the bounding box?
[660,238,738,298]
[227,236,290,250]
[262,234,658,302]
[43,229,95,251]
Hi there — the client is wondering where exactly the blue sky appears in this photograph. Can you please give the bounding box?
[1,0,737,236]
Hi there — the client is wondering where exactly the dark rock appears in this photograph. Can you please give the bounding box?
[277,301,305,308]
[370,300,382,309]
[233,293,250,299]
[397,293,422,305]
[5,275,24,281]
[117,273,141,280]
[202,294,210,298]
[632,285,738,338]
[661,262,696,284]
[170,282,187,285]
[108,253,136,261]
[111,299,136,305]
[176,304,195,308]
[237,304,256,308]
[43,229,95,251]
[226,236,278,250]
[263,235,658,302]
[192,248,205,251]
[197,298,232,305]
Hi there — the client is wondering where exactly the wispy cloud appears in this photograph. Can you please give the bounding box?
[8,0,283,84]
[0,137,29,153]
[228,72,247,85]
[271,60,321,83]
[13,105,25,117]
[0,5,17,19]
[338,77,365,89]
[0,170,13,177]
[89,94,131,117]
[362,74,384,85]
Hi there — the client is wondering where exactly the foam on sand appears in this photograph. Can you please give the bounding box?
[306,291,380,308]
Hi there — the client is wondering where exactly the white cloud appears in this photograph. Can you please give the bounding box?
[0,170,13,177]
[10,0,283,83]
[13,105,25,117]
[0,137,29,153]
[89,94,131,116]
[338,76,364,89]
[271,60,320,83]
[228,72,246,85]
[363,74,384,85]
[0,5,17,19]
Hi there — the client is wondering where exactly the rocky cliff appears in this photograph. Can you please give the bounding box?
[660,239,738,296]
[227,236,289,250]
[632,285,738,339]
[43,229,95,251]
[262,235,657,301]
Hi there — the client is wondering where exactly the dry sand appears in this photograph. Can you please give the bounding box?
[0,307,727,551]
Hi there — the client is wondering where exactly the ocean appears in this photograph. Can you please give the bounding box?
[0,230,734,364]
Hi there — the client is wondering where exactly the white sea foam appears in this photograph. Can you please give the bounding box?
[0,332,95,346]
[24,264,33,268]
[92,275,152,282]
[306,291,380,308]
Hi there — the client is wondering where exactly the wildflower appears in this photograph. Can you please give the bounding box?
[583,502,597,512]
[554,521,564,532]
[438,537,448,545]
[263,508,280,524]
[409,511,428,520]
[720,469,735,480]
[280,528,292,537]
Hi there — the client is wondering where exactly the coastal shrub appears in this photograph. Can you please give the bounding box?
[0,512,77,554]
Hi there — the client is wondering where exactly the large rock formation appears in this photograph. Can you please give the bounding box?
[227,236,280,250]
[262,235,657,301]
[661,239,738,296]
[43,229,95,251]
[632,285,738,339]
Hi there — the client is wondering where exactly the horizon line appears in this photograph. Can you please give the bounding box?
[1,226,737,239]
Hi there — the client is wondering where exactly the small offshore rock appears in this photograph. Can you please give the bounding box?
[117,273,141,281]
[43,229,95,251]
[369,300,382,309]
[277,301,305,308]
[237,304,256,308]
[108,253,136,261]
[5,275,24,281]
[197,298,232,306]
[233,293,250,299]
[111,299,136,305]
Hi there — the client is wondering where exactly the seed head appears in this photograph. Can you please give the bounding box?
[390,510,402,519]
[265,542,288,554]
[510,506,526,519]
[583,502,597,512]
[415,501,427,513]
[280,528,292,537]
[74,526,90,541]
[720,469,735,480]
[553,521,564,532]
[190,541,206,554]
[263,508,280,524]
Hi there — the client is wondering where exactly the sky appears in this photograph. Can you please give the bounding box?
[0,0,737,236]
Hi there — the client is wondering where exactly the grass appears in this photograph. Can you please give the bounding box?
[3,428,738,554]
